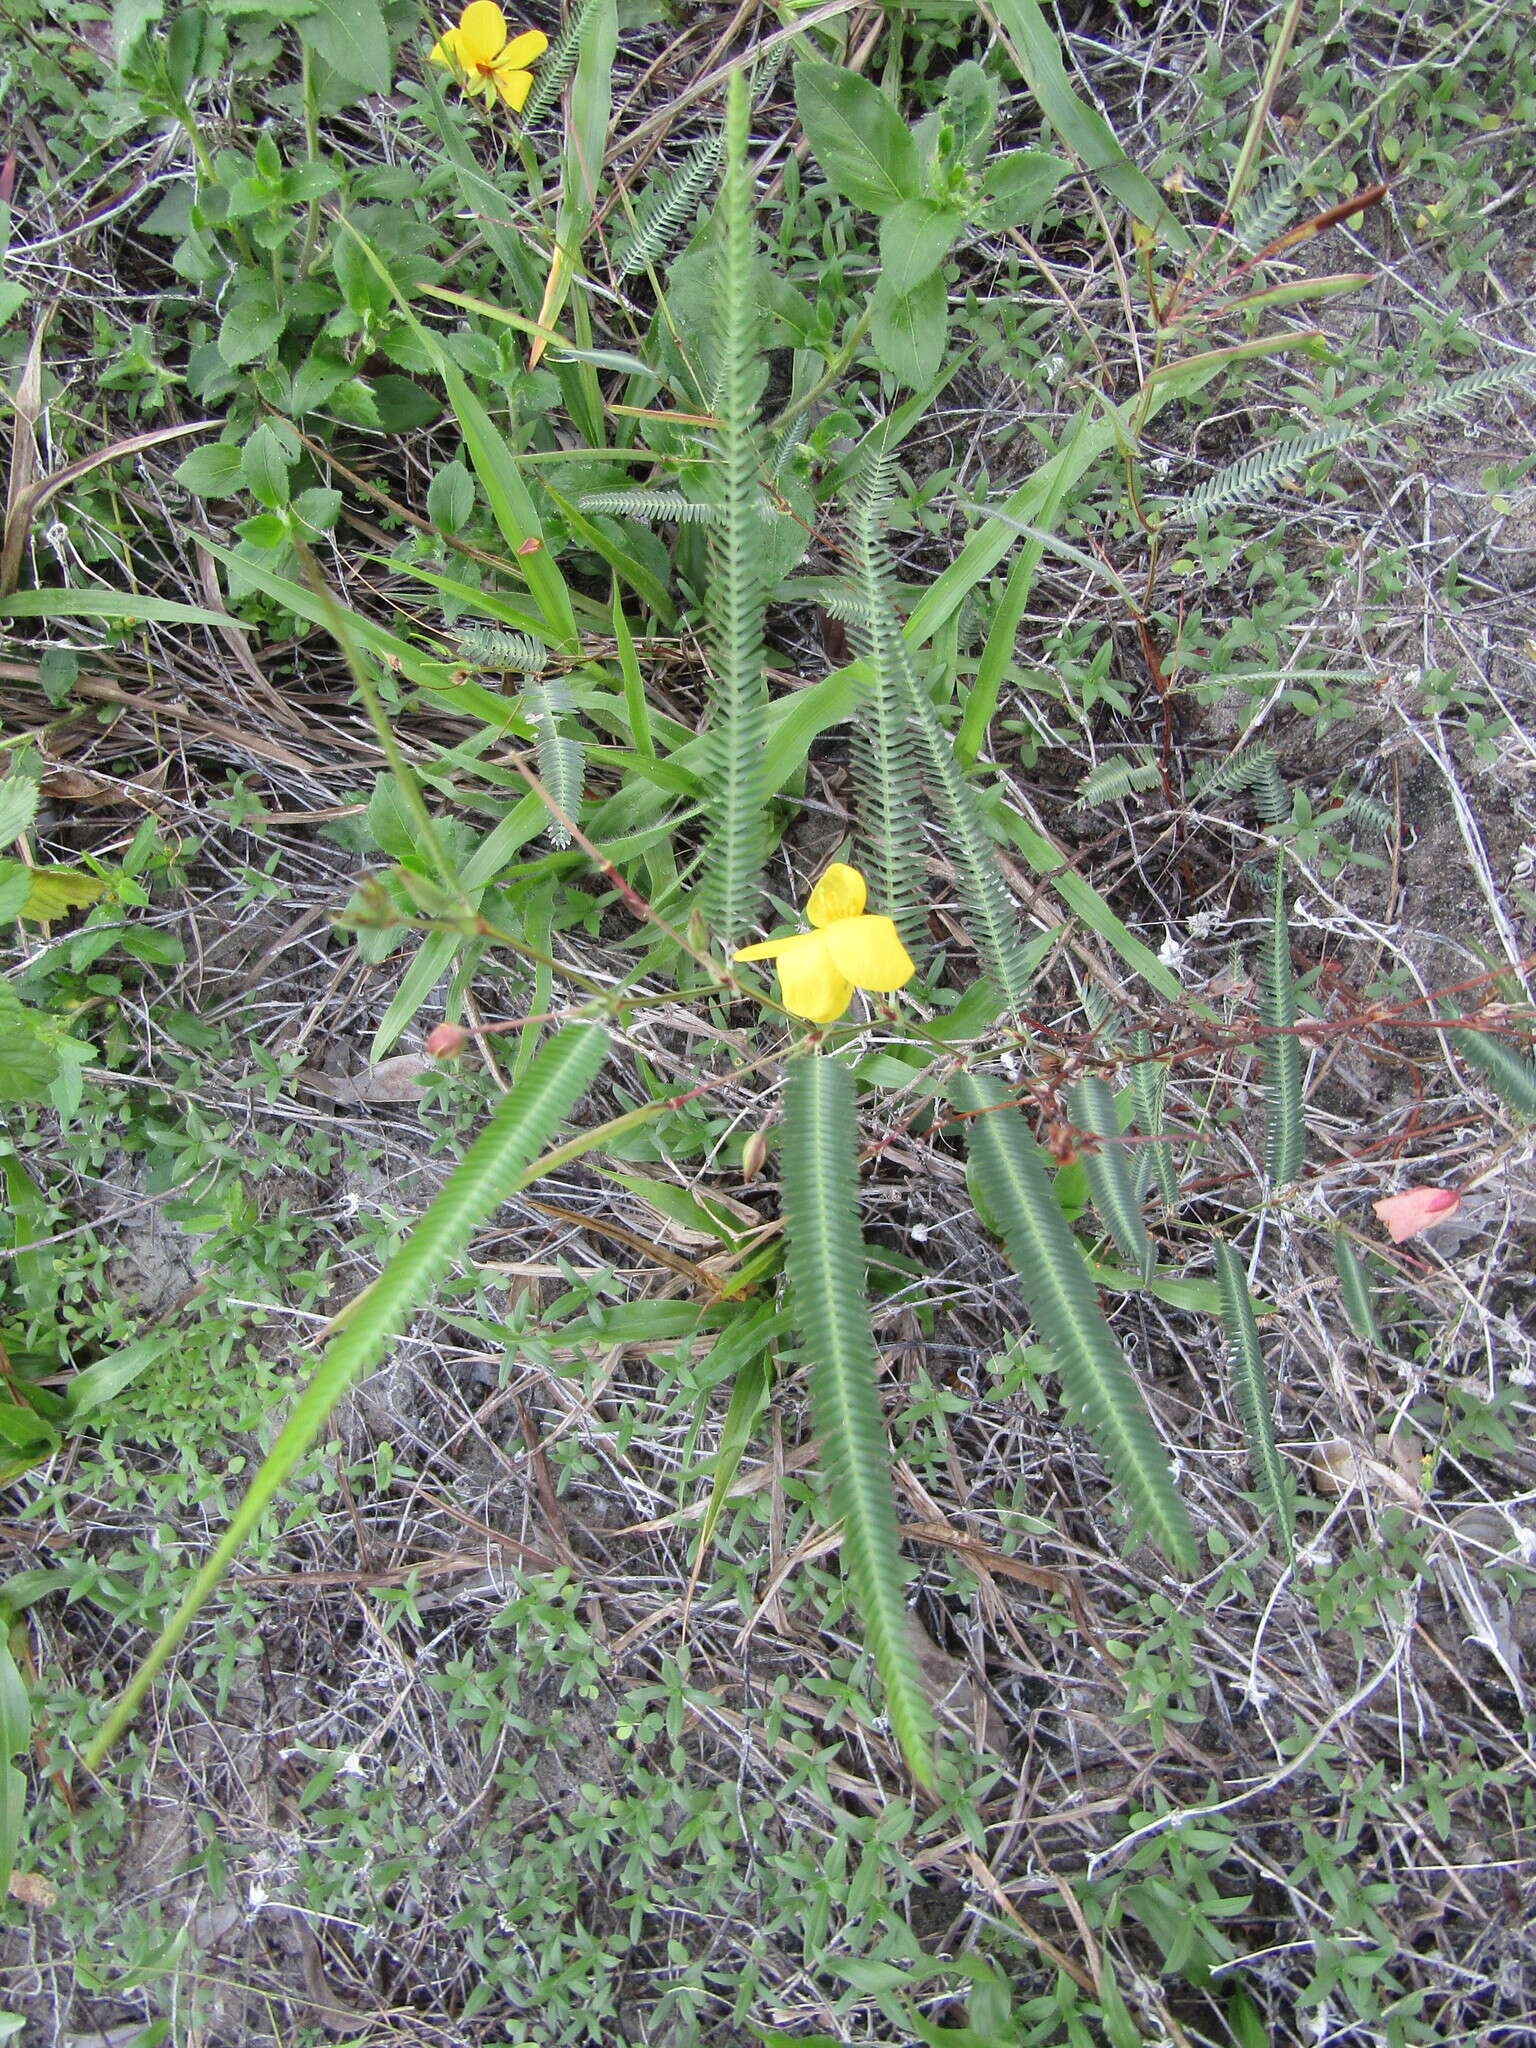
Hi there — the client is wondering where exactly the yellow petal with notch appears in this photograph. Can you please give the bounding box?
[822,915,915,993]
[806,861,866,928]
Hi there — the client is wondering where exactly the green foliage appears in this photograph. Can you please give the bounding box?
[1260,858,1305,1188]
[84,1022,610,1769]
[954,1073,1197,1573]
[845,453,928,947]
[780,1055,933,1783]
[1211,1238,1294,1560]
[1443,1014,1536,1120]
[1069,1075,1154,1281]
[698,70,771,941]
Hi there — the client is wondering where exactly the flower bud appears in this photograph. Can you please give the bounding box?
[426,1023,468,1059]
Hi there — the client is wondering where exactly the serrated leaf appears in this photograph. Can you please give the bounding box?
[217,291,284,368]
[794,60,921,215]
[0,780,39,845]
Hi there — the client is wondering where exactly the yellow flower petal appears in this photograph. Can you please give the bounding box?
[733,936,791,963]
[490,63,535,107]
[822,915,915,993]
[455,0,508,67]
[495,26,548,68]
[771,932,853,1023]
[428,30,461,66]
[806,861,866,928]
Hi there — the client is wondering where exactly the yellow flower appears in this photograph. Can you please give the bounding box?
[733,863,916,1024]
[429,1,547,110]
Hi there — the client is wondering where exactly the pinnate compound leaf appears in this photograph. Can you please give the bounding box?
[954,1072,1196,1573]
[794,60,921,215]
[782,1055,934,1782]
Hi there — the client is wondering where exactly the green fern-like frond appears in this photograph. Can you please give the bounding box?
[523,681,584,848]
[457,626,548,674]
[1130,1030,1180,1209]
[1260,857,1304,1187]
[615,133,722,279]
[1332,1232,1381,1350]
[954,1072,1197,1573]
[782,1054,934,1783]
[845,451,928,949]
[698,70,770,943]
[520,0,595,123]
[1069,1075,1154,1280]
[844,462,1027,1006]
[1443,1014,1536,1121]
[1231,163,1304,253]
[1190,743,1289,828]
[1339,788,1393,838]
[575,491,718,525]
[1161,360,1534,523]
[772,581,876,628]
[1075,751,1162,808]
[1211,1237,1294,1560]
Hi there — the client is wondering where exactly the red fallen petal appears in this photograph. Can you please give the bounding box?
[1372,1186,1460,1242]
[426,1023,469,1058]
[516,536,542,555]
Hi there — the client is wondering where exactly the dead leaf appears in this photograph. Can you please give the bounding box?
[8,1868,57,1907]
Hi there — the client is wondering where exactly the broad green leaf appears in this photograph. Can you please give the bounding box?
[217,289,284,367]
[300,0,390,92]
[241,420,296,509]
[794,60,921,215]
[869,269,948,389]
[172,442,244,497]
[979,148,1068,226]
[426,459,475,534]
[877,199,964,295]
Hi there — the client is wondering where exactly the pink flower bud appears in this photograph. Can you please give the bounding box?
[426,1023,468,1059]
[1372,1186,1460,1242]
